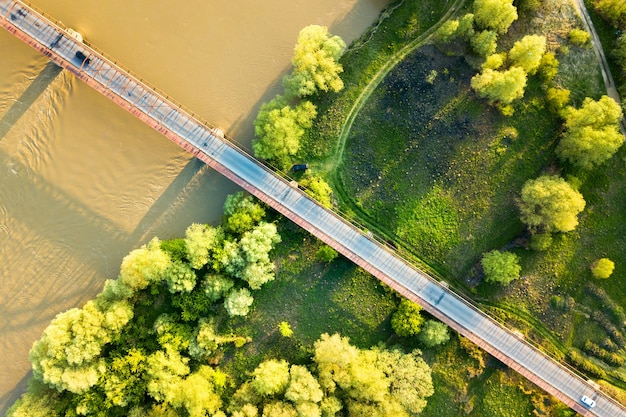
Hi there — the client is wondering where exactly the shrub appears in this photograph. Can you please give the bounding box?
[316,245,338,263]
[568,28,591,47]
[391,299,425,337]
[418,320,450,347]
[481,250,522,285]
[530,233,553,251]
[591,258,615,279]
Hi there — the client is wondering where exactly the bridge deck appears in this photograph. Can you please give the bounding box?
[1,1,624,416]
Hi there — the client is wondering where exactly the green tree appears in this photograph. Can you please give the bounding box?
[224,288,255,317]
[481,250,521,285]
[285,365,324,404]
[241,260,276,290]
[458,13,476,38]
[316,244,338,263]
[313,333,359,392]
[300,175,333,208]
[518,175,586,233]
[202,274,235,302]
[283,25,346,98]
[262,401,298,417]
[418,320,451,347]
[516,0,542,13]
[434,19,460,45]
[240,222,282,265]
[29,299,133,393]
[591,258,615,279]
[375,348,434,414]
[6,380,60,417]
[546,87,570,112]
[253,96,317,167]
[145,349,190,404]
[539,52,559,82]
[557,96,624,169]
[252,360,291,396]
[178,366,225,417]
[119,237,171,292]
[470,30,498,57]
[103,348,147,408]
[164,260,197,293]
[471,67,527,104]
[473,0,518,34]
[223,192,266,235]
[593,0,626,29]
[483,52,507,70]
[184,223,223,269]
[391,299,425,337]
[509,35,546,74]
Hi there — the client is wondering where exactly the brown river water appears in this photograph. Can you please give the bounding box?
[0,0,388,411]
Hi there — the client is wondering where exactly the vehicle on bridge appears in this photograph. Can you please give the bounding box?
[581,395,596,408]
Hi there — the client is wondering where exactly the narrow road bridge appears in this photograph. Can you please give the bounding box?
[1,1,624,415]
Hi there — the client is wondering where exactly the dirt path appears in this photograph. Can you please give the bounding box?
[571,0,626,135]
[331,0,469,171]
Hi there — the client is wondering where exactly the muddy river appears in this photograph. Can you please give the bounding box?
[0,0,387,411]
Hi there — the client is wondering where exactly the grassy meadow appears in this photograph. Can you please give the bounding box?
[294,0,626,410]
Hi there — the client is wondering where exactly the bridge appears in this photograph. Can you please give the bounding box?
[1,1,624,415]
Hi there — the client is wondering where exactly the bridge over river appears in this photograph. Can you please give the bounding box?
[1,1,624,415]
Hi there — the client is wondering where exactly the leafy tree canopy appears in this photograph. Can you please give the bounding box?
[591,258,615,279]
[481,250,522,285]
[470,29,498,57]
[184,223,223,269]
[508,34,546,74]
[252,96,317,168]
[300,175,333,208]
[223,192,266,235]
[557,96,624,169]
[518,175,586,233]
[283,25,346,98]
[473,0,518,34]
[391,299,425,337]
[418,320,451,347]
[471,66,527,104]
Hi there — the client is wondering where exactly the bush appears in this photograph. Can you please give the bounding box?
[530,233,553,251]
[481,250,522,285]
[568,28,591,47]
[418,320,451,347]
[591,258,615,279]
[316,245,338,263]
[391,299,425,337]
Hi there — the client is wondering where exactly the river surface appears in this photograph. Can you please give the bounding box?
[0,0,387,412]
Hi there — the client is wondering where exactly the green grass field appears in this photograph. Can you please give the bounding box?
[293,0,626,409]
